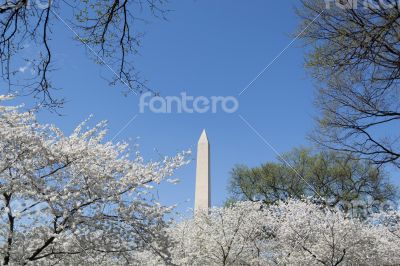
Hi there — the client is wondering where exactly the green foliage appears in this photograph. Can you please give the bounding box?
[228,148,398,216]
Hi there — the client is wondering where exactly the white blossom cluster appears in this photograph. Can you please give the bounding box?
[169,202,266,265]
[162,200,400,265]
[0,97,190,265]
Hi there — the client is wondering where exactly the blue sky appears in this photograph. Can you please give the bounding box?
[4,1,399,213]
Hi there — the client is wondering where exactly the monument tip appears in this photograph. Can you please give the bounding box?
[199,129,208,143]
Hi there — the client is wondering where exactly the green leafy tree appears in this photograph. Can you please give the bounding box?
[228,148,398,216]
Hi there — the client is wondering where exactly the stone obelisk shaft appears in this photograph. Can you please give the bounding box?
[195,130,210,213]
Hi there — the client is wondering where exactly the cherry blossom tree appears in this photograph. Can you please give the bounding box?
[371,210,400,243]
[0,95,190,265]
[267,199,400,265]
[166,200,400,265]
[167,202,271,266]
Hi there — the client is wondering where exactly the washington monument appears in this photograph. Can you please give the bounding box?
[194,130,210,213]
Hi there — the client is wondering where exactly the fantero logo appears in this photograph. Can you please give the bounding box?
[139,92,239,114]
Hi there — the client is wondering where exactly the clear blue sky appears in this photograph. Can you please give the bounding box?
[4,0,399,213]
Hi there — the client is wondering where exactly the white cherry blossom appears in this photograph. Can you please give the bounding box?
[0,97,189,265]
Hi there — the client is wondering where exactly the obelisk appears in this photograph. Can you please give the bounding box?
[194,129,210,213]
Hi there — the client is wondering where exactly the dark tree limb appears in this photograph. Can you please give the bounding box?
[0,0,167,109]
